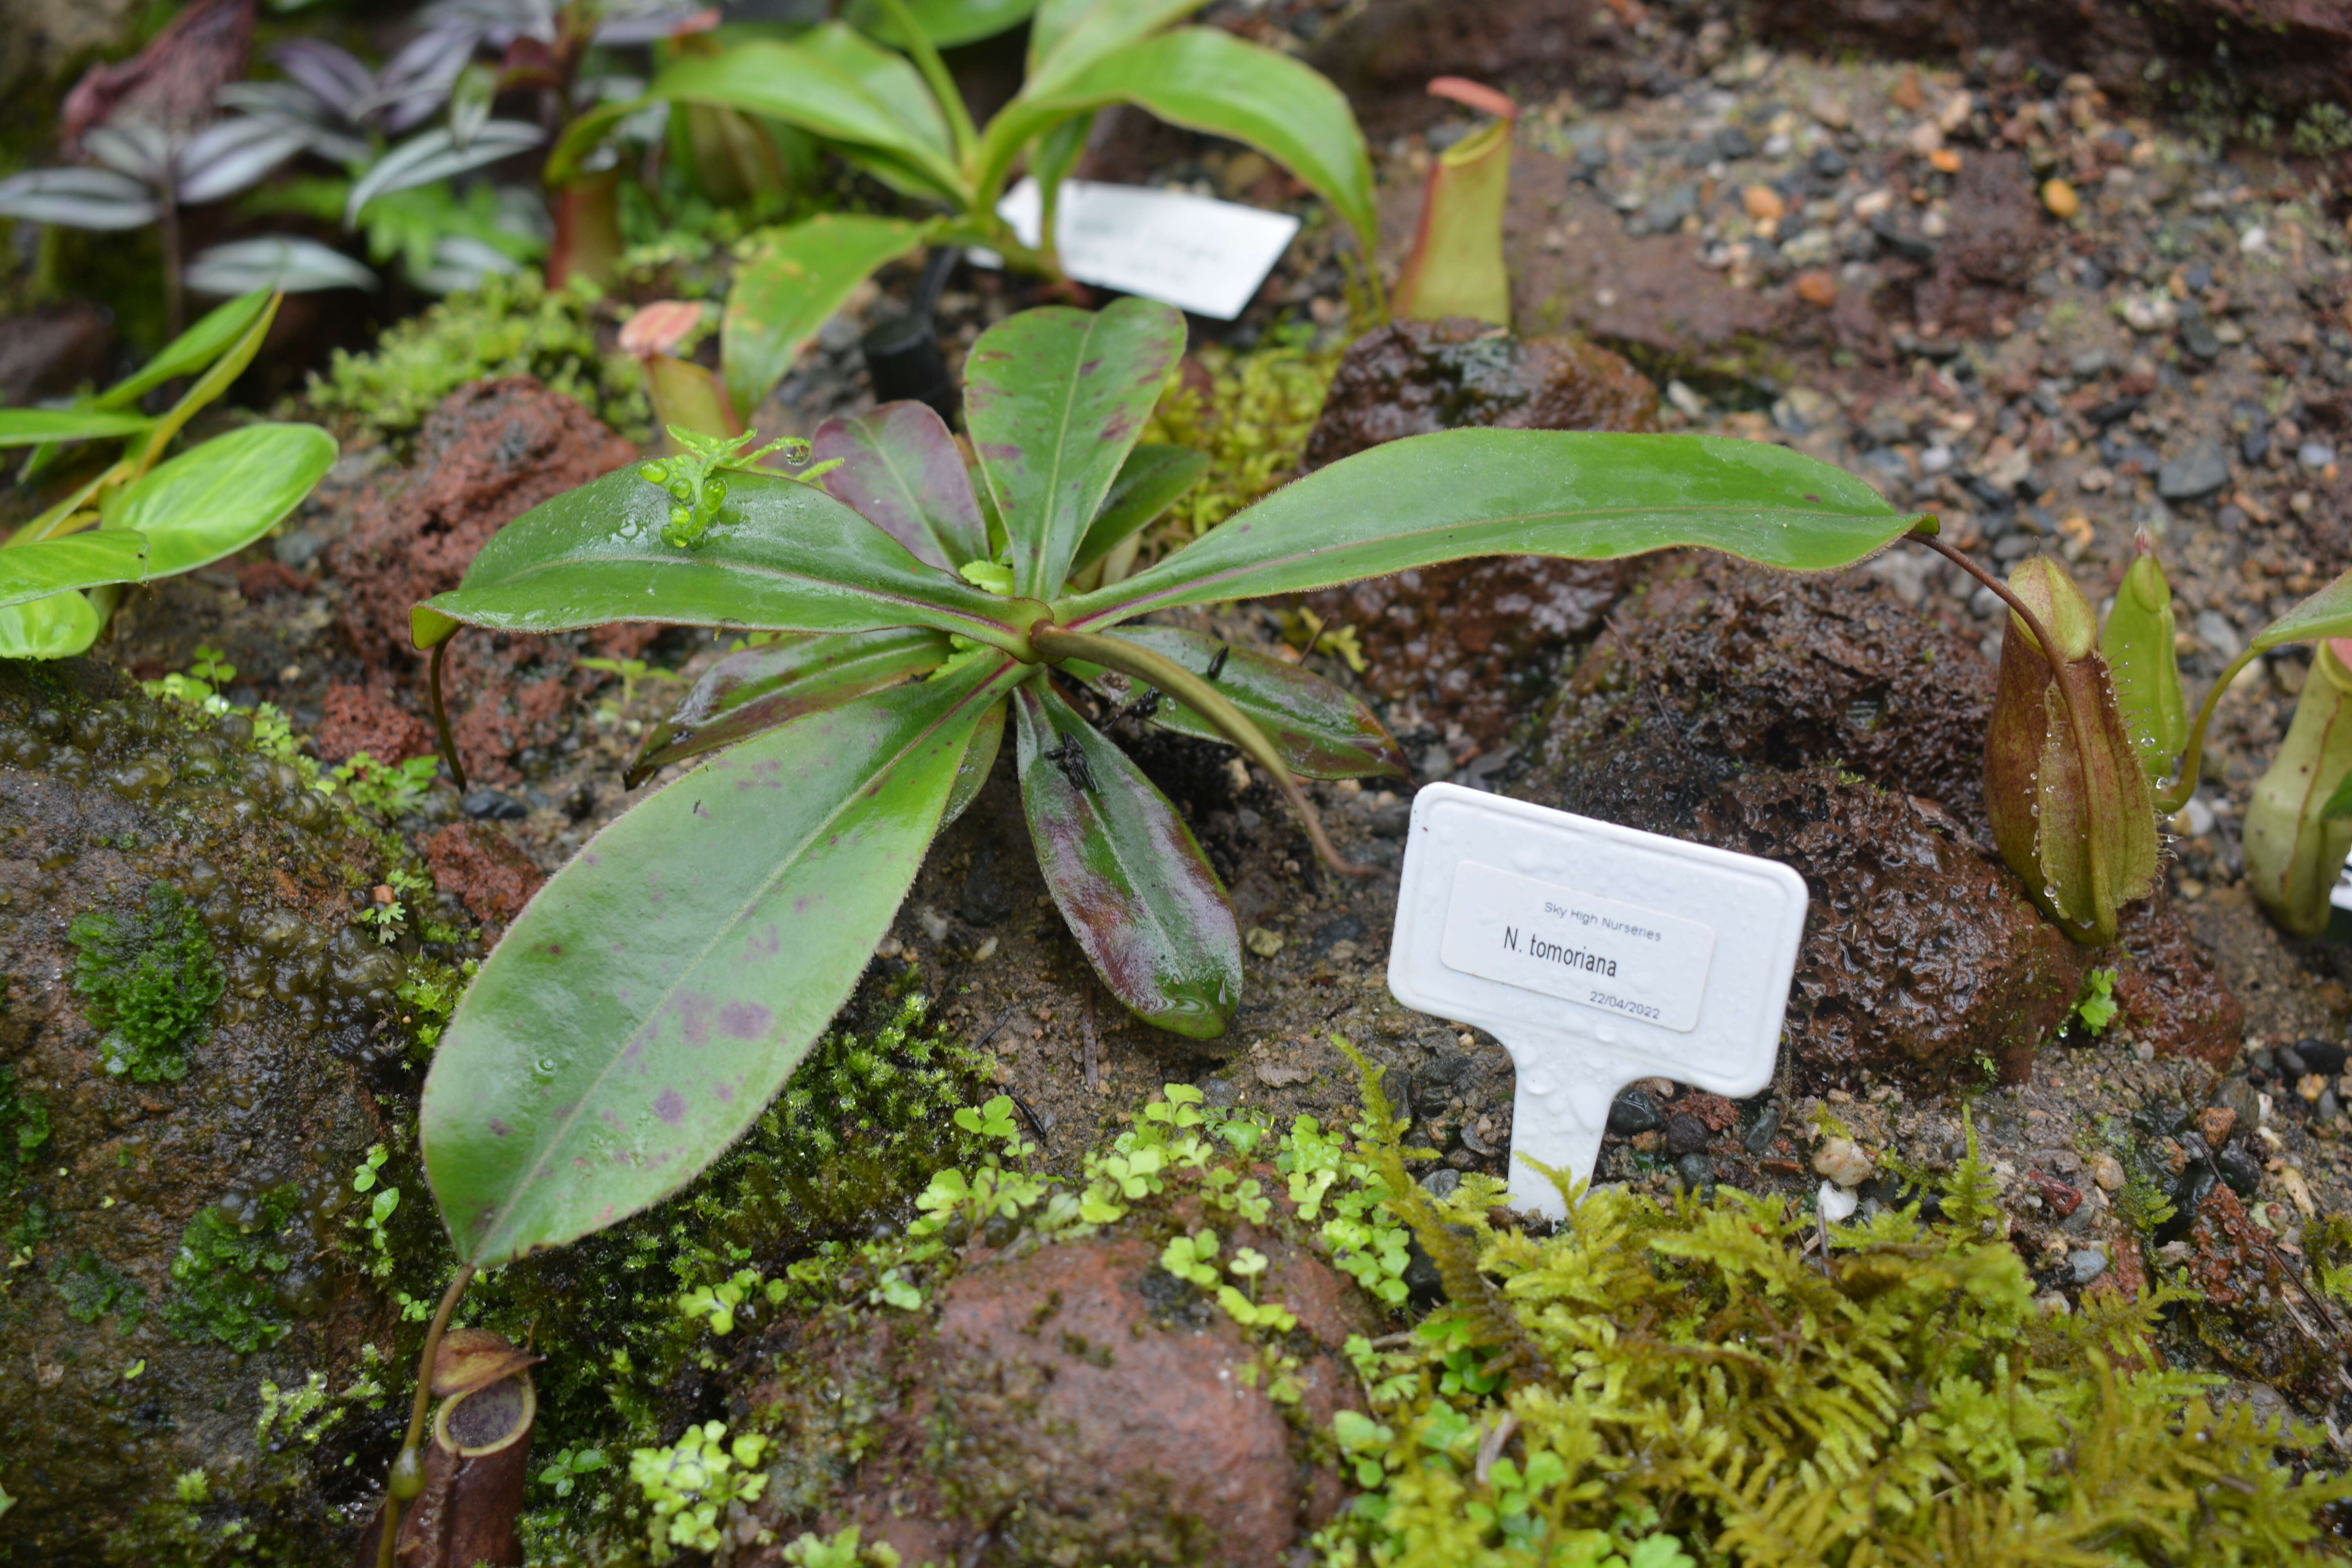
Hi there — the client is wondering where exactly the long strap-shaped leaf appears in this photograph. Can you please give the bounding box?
[651,37,967,201]
[724,214,930,420]
[814,401,991,572]
[626,626,951,788]
[1062,625,1406,780]
[423,652,1020,1265]
[1013,28,1376,250]
[1015,683,1240,1038]
[410,465,1036,655]
[0,531,151,609]
[1056,429,1929,628]
[966,297,1184,599]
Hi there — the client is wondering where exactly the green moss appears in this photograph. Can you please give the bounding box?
[306,271,652,446]
[163,1186,301,1353]
[467,979,996,1563]
[1140,323,1342,542]
[50,1250,147,1329]
[0,1062,49,1186]
[67,882,224,1083]
[1318,1054,2351,1568]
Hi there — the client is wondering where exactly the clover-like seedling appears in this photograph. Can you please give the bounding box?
[637,426,837,548]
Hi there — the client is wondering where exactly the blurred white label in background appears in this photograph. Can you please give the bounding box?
[973,177,1301,321]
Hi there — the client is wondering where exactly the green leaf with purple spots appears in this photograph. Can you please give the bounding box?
[420,652,1020,1265]
[1055,429,1930,630]
[625,626,953,789]
[964,296,1185,599]
[1063,625,1406,780]
[408,463,1030,658]
[813,401,991,572]
[1014,683,1239,1038]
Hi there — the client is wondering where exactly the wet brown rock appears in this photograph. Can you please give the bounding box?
[744,1230,1359,1567]
[0,303,114,404]
[2180,1183,2336,1401]
[1523,557,2241,1083]
[1560,555,1999,823]
[317,682,435,766]
[1307,0,1600,134]
[1298,319,1655,748]
[1911,149,2043,337]
[0,660,412,1563]
[422,822,544,927]
[2109,892,2245,1068]
[1301,318,1659,470]
[328,377,642,784]
[1749,0,2352,132]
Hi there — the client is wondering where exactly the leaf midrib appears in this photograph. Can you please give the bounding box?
[446,547,1021,642]
[466,658,1011,1262]
[1066,501,1918,628]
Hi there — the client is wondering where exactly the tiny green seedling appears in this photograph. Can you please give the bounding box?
[633,426,840,549]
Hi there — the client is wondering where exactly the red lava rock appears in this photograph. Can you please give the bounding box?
[423,822,545,927]
[316,683,434,765]
[235,559,314,599]
[2027,1170,2082,1217]
[1298,318,1655,748]
[328,377,642,783]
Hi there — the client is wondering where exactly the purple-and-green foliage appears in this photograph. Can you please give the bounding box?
[409,294,1931,1267]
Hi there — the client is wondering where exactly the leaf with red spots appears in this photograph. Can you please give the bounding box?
[420,652,1021,1266]
[1015,683,1238,1039]
[964,296,1185,599]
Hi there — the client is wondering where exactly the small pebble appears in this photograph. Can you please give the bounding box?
[1245,927,1283,958]
[1795,269,1837,307]
[1609,1087,1663,1135]
[2089,1153,2125,1191]
[1742,183,1785,224]
[1674,1151,1715,1196]
[2066,1249,2108,1286]
[2041,178,2080,219]
[1665,1112,1709,1156]
[1419,1167,1461,1200]
[1817,1181,1858,1223]
[1813,1136,1873,1187]
[2197,1105,2237,1145]
[461,788,528,821]
[1742,1101,1784,1155]
[2299,441,2336,470]
[2299,1072,2328,1103]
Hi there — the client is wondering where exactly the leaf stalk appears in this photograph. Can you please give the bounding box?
[1909,528,2097,782]
[1030,624,1374,878]
[374,1263,477,1568]
[428,638,469,793]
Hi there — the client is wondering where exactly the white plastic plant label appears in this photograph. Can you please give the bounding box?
[1387,784,1808,1219]
[986,176,1301,320]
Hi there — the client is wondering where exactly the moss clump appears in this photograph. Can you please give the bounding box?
[50,1250,147,1328]
[1319,1057,2352,1568]
[67,881,224,1082]
[0,1061,49,1186]
[163,1186,301,1352]
[1140,323,1341,542]
[475,980,995,1563]
[306,270,652,446]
